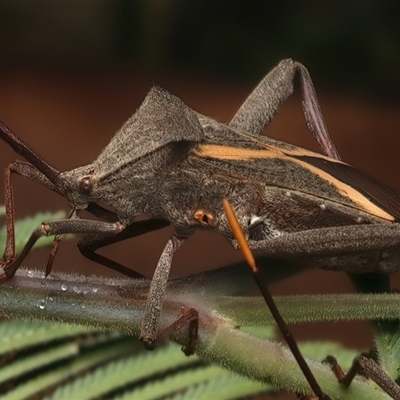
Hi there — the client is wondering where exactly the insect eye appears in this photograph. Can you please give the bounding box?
[78,176,93,195]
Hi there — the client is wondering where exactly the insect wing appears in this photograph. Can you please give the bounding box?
[189,122,400,222]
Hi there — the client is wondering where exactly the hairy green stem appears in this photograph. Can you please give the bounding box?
[219,293,400,325]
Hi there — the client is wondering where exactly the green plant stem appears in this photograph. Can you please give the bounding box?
[218,294,400,325]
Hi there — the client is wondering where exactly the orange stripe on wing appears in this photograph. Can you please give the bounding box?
[193,144,395,222]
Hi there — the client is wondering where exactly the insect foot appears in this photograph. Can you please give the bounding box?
[141,307,199,356]
[325,354,400,399]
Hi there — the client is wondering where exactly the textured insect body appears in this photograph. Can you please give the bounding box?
[5,68,400,277]
[60,82,400,275]
[3,59,400,398]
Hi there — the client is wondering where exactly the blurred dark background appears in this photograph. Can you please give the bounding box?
[1,3,400,399]
[2,2,400,97]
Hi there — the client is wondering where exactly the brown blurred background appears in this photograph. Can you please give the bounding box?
[1,3,400,399]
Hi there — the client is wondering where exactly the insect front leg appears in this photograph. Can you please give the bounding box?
[230,59,340,160]
[2,160,62,267]
[0,218,125,279]
[140,233,195,351]
[81,227,199,354]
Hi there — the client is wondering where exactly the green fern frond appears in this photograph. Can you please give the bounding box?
[0,341,79,386]
[169,373,269,400]
[1,329,140,400]
[113,365,228,400]
[113,365,266,400]
[0,320,97,355]
[48,342,198,400]
[0,319,278,400]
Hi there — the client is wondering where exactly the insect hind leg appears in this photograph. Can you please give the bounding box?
[230,59,340,160]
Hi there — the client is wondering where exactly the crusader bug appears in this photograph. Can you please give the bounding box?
[2,59,400,398]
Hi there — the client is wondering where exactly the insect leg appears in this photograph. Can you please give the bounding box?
[44,207,80,276]
[247,223,400,261]
[354,356,400,399]
[0,218,124,279]
[2,160,62,265]
[229,59,340,160]
[151,307,199,356]
[140,234,188,348]
[81,228,199,353]
[77,218,170,278]
[325,355,400,399]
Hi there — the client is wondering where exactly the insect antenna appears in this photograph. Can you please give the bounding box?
[0,121,60,186]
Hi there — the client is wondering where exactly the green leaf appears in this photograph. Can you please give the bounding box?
[0,320,97,355]
[1,332,140,400]
[0,341,79,386]
[113,365,235,400]
[374,320,400,381]
[168,373,269,400]
[47,342,197,400]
